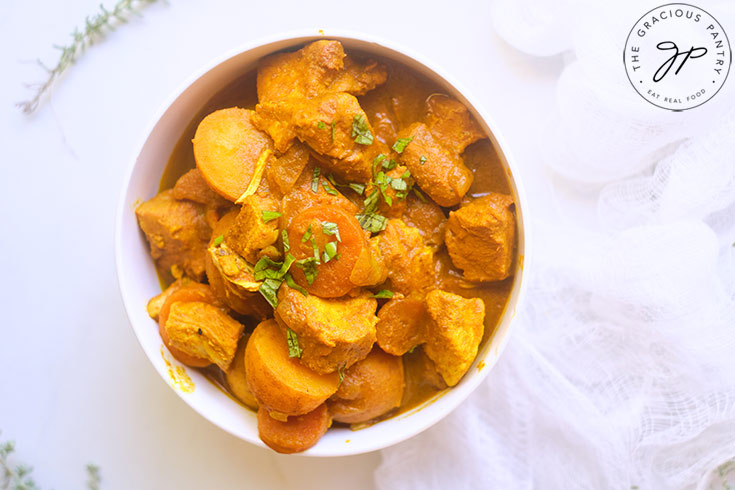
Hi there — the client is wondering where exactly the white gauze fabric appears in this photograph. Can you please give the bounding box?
[376,0,735,488]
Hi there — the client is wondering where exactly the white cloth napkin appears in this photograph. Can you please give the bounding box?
[376,1,735,488]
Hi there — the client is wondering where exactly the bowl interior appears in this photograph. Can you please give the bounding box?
[115,31,528,456]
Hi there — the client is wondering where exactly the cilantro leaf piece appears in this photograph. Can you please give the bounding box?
[301,224,313,243]
[413,187,427,202]
[311,167,321,193]
[372,290,394,299]
[372,154,386,176]
[390,178,407,192]
[285,273,308,296]
[331,121,336,142]
[419,155,427,165]
[392,137,413,153]
[258,278,282,308]
[352,114,374,145]
[322,241,338,263]
[321,221,341,242]
[261,210,282,223]
[356,212,388,233]
[318,121,326,130]
[338,364,346,385]
[310,236,320,262]
[282,229,290,252]
[363,189,380,214]
[295,257,319,285]
[349,183,366,195]
[286,328,303,358]
[213,234,224,247]
[321,180,338,196]
[382,159,398,171]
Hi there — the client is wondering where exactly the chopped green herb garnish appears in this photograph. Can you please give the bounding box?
[419,155,427,165]
[318,121,326,130]
[392,137,413,153]
[261,210,282,223]
[352,114,373,145]
[372,290,394,299]
[301,224,313,243]
[321,221,341,242]
[349,183,366,195]
[322,241,338,263]
[413,187,427,202]
[282,229,290,252]
[372,154,386,177]
[213,234,224,246]
[321,179,338,196]
[390,178,407,192]
[356,212,388,233]
[286,328,303,358]
[338,364,346,385]
[382,159,398,171]
[311,167,321,193]
[363,189,380,214]
[310,236,320,262]
[401,170,411,179]
[258,278,282,308]
[295,257,319,285]
[331,121,336,142]
[407,345,417,354]
[285,273,308,296]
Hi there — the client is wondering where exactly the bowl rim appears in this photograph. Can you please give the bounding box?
[114,28,531,457]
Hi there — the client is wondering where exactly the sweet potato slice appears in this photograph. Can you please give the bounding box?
[376,295,428,356]
[225,336,259,410]
[193,108,273,202]
[257,403,330,454]
[328,346,404,424]
[245,319,339,416]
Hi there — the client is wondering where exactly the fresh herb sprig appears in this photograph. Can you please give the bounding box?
[0,432,101,489]
[18,0,159,114]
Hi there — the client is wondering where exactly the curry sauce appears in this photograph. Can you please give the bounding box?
[141,41,516,450]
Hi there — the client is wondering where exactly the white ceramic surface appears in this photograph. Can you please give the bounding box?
[115,30,530,457]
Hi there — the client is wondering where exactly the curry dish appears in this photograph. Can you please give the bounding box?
[136,40,517,454]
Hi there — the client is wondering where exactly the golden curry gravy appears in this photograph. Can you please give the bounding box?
[159,53,515,424]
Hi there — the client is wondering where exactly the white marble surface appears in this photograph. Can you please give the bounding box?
[0,1,559,488]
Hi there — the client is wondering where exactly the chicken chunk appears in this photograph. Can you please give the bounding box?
[424,95,485,154]
[225,194,280,264]
[135,189,211,281]
[328,346,404,424]
[401,192,447,249]
[274,285,378,374]
[376,295,428,356]
[378,219,434,297]
[445,193,516,282]
[253,92,377,182]
[423,290,485,387]
[395,123,474,207]
[163,300,245,371]
[257,40,387,104]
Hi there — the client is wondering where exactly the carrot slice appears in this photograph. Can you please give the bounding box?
[192,108,273,202]
[287,205,368,298]
[257,404,330,454]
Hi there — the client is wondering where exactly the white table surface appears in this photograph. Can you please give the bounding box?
[0,1,558,488]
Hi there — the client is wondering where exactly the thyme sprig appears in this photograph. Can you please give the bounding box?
[17,0,159,114]
[1,431,101,489]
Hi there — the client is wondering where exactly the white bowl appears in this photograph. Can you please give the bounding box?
[115,30,530,456]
